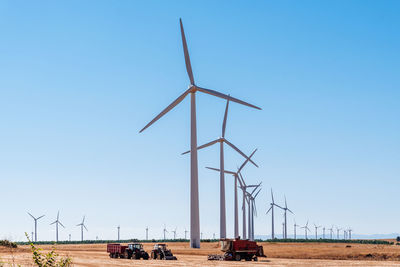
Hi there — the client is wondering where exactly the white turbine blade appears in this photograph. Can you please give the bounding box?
[238,172,246,187]
[139,89,191,133]
[206,167,236,175]
[253,202,258,217]
[196,86,261,110]
[179,18,195,85]
[50,221,57,225]
[274,203,284,210]
[57,211,59,220]
[82,216,85,224]
[182,138,220,155]
[253,188,261,199]
[225,140,258,168]
[37,215,45,220]
[76,224,82,227]
[287,208,294,214]
[271,188,274,203]
[285,196,287,209]
[27,212,35,219]
[59,221,65,228]
[222,99,230,137]
[84,225,88,231]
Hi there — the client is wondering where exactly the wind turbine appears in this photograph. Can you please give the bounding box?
[282,196,294,239]
[163,225,168,240]
[117,225,120,241]
[50,211,65,242]
[183,99,258,239]
[139,18,261,249]
[313,224,321,239]
[245,185,261,240]
[300,221,311,239]
[328,225,334,239]
[27,212,45,242]
[207,149,258,239]
[146,227,149,240]
[172,227,177,239]
[266,189,283,239]
[294,221,299,239]
[76,216,88,241]
[336,227,342,239]
[184,229,188,240]
[348,228,353,240]
[323,226,326,239]
[282,222,285,238]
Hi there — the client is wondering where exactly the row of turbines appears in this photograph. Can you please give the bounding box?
[27,212,87,242]
[265,191,353,240]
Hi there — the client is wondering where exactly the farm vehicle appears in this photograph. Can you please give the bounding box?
[151,243,177,260]
[208,238,266,261]
[107,243,149,260]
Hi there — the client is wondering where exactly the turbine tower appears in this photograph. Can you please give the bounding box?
[139,18,261,248]
[266,189,283,239]
[146,227,149,240]
[313,224,321,239]
[300,221,311,239]
[27,212,45,242]
[163,225,168,240]
[76,216,88,242]
[336,227,341,239]
[183,99,258,239]
[245,185,261,241]
[50,211,65,242]
[184,229,188,240]
[282,196,294,239]
[207,149,258,239]
[172,227,177,239]
[328,225,334,239]
[323,226,326,239]
[294,221,299,239]
[117,225,120,241]
[348,228,352,240]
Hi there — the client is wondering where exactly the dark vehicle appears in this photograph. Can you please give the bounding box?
[208,238,266,261]
[107,243,149,260]
[151,243,177,260]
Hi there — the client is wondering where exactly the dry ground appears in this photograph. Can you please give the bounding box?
[1,241,400,266]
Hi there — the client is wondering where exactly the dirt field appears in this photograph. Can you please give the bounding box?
[1,241,400,266]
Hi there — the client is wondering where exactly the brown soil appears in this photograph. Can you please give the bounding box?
[1,241,400,266]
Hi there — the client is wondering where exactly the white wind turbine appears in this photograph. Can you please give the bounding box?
[328,225,334,239]
[207,149,258,239]
[27,212,45,242]
[163,225,168,240]
[139,18,261,249]
[322,226,326,239]
[76,216,88,242]
[182,99,257,239]
[282,196,294,239]
[294,220,299,239]
[336,227,342,239]
[50,211,65,242]
[172,227,177,239]
[300,221,311,239]
[313,224,321,239]
[245,185,262,241]
[266,189,283,239]
[348,228,353,240]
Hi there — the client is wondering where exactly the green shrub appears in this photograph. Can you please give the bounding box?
[396,236,400,242]
[26,233,72,267]
[0,240,17,248]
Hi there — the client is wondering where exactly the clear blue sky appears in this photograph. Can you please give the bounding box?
[0,0,399,241]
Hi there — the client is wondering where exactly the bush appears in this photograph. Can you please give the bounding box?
[26,233,72,267]
[396,236,400,242]
[0,240,17,248]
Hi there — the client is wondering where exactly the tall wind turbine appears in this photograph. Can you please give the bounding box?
[207,149,258,239]
[246,185,261,241]
[323,226,326,239]
[300,221,311,239]
[139,18,261,249]
[282,196,294,239]
[50,211,65,242]
[266,189,283,239]
[163,225,168,240]
[336,227,341,239]
[313,224,321,239]
[348,228,352,240]
[27,212,45,242]
[76,216,88,242]
[146,227,149,240]
[172,227,177,239]
[184,229,188,240]
[183,99,258,239]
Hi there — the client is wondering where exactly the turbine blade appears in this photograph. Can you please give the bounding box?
[37,215,45,220]
[222,99,229,137]
[225,140,258,168]
[180,18,195,85]
[287,208,294,214]
[50,221,57,225]
[271,188,274,203]
[27,212,35,219]
[285,196,287,209]
[196,86,261,110]
[266,205,272,214]
[57,211,59,220]
[84,225,88,231]
[182,139,220,155]
[254,188,261,199]
[139,89,191,133]
[59,221,65,228]
[205,167,235,175]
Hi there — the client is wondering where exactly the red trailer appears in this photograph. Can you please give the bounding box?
[107,243,128,258]
[208,238,266,261]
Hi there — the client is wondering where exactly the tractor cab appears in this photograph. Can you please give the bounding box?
[129,243,144,251]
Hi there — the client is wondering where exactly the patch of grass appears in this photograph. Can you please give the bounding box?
[0,240,17,248]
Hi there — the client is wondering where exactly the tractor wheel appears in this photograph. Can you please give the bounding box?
[235,254,241,261]
[254,257,258,261]
[151,251,156,259]
[135,253,141,260]
[245,256,251,261]
[109,253,112,258]
[143,253,149,260]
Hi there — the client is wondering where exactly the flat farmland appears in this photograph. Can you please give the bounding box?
[1,241,400,266]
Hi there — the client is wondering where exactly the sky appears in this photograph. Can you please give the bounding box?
[0,0,399,241]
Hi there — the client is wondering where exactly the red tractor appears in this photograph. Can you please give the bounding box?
[208,238,266,261]
[107,243,149,260]
[151,243,177,260]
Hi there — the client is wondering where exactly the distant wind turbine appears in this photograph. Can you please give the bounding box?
[328,226,334,239]
[313,224,321,239]
[163,225,168,240]
[139,18,261,249]
[245,184,262,240]
[172,227,177,239]
[336,227,342,239]
[282,196,294,239]
[266,189,283,239]
[50,211,65,242]
[76,216,88,241]
[146,227,149,240]
[300,221,311,239]
[294,221,299,239]
[117,225,120,241]
[27,212,45,242]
